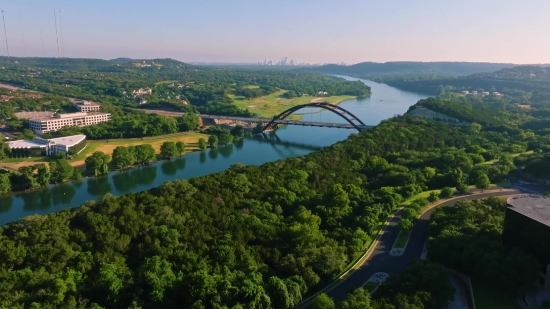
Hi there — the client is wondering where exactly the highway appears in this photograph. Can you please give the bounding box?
[309,189,520,304]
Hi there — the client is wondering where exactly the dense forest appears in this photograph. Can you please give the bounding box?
[0,57,370,118]
[0,96,547,308]
[385,66,550,107]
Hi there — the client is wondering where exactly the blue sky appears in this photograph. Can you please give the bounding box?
[1,0,549,63]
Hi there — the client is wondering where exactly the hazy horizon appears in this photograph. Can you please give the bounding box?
[1,0,549,64]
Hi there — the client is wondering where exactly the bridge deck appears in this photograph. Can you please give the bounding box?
[137,110,374,131]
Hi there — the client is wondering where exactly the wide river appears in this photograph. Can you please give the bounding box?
[0,77,429,225]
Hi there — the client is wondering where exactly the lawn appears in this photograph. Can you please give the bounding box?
[480,150,533,165]
[393,230,411,248]
[471,277,516,309]
[1,132,208,171]
[364,281,380,293]
[229,89,355,119]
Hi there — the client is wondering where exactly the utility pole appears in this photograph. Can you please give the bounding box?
[1,10,9,58]
[53,9,60,57]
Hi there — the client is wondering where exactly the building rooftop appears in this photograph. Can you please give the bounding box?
[74,100,99,106]
[29,112,111,121]
[48,134,86,146]
[507,194,550,226]
[8,139,48,149]
[8,134,86,149]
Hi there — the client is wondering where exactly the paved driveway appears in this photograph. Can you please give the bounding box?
[326,190,519,302]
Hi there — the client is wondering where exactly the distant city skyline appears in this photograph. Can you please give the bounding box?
[0,1,549,64]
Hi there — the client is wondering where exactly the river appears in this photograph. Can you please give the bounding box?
[0,77,430,225]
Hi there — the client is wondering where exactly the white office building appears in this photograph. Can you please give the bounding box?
[74,100,101,112]
[8,134,87,157]
[28,112,111,135]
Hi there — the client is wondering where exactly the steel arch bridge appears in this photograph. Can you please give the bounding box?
[261,102,370,132]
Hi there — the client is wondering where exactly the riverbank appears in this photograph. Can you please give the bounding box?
[0,77,429,225]
[1,131,209,171]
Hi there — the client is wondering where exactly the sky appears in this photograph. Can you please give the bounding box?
[1,0,549,64]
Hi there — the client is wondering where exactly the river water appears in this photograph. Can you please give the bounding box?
[0,77,430,225]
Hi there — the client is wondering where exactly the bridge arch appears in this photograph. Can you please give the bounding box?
[261,102,367,132]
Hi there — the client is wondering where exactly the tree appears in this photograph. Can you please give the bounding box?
[85,151,111,176]
[0,133,9,160]
[160,141,178,159]
[440,187,453,198]
[179,113,201,131]
[218,131,233,145]
[311,293,335,309]
[35,164,51,187]
[208,135,218,148]
[50,159,74,183]
[71,167,82,180]
[468,122,482,134]
[399,218,414,231]
[22,129,35,140]
[96,263,127,304]
[475,173,491,191]
[134,144,157,164]
[457,182,468,194]
[0,173,10,194]
[429,191,439,202]
[139,256,177,303]
[176,141,186,156]
[339,288,373,309]
[198,138,207,150]
[112,146,136,169]
[230,125,244,138]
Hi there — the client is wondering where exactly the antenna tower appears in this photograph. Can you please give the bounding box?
[58,10,65,57]
[53,9,60,57]
[1,10,9,58]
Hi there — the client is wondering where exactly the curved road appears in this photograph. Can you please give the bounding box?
[323,189,520,302]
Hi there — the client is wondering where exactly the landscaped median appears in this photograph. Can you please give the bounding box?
[295,187,517,308]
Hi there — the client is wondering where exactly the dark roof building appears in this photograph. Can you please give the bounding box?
[503,195,550,290]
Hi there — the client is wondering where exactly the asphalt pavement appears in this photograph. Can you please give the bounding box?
[326,189,520,302]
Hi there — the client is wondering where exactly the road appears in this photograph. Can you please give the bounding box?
[324,189,520,302]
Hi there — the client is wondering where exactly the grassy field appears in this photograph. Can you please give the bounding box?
[481,150,534,165]
[393,230,411,248]
[471,277,516,309]
[229,89,355,119]
[1,132,208,171]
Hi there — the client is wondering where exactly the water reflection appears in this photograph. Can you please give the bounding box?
[134,165,157,186]
[161,160,178,175]
[199,151,207,164]
[113,170,139,192]
[51,183,76,205]
[0,194,12,213]
[21,189,52,211]
[234,139,244,150]
[219,144,234,158]
[87,176,112,197]
[209,148,219,160]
